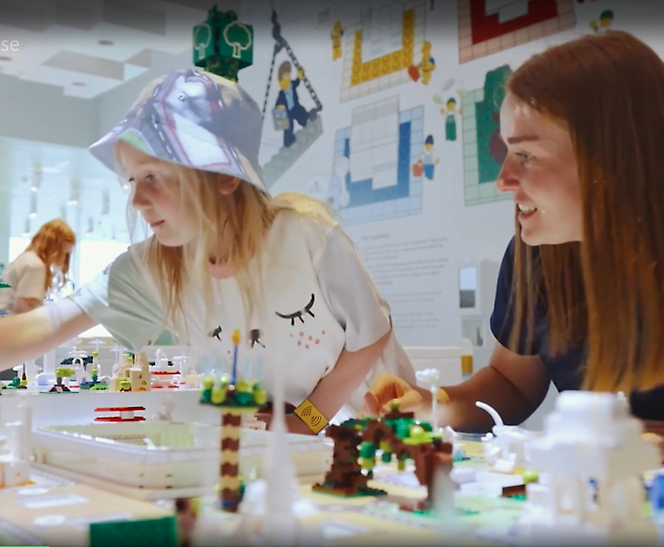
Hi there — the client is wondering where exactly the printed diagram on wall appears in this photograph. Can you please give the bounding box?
[462,65,512,207]
[458,0,576,64]
[590,9,613,33]
[338,0,429,102]
[260,9,324,189]
[328,96,424,225]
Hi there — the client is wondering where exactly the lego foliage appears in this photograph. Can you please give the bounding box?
[200,375,268,410]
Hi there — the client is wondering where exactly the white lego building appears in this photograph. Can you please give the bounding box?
[514,391,659,545]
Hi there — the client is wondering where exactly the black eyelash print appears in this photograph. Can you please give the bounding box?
[250,329,265,348]
[208,325,222,341]
[275,294,315,326]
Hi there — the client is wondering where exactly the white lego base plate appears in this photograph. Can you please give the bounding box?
[33,421,332,498]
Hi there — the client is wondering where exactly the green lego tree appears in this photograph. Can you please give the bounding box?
[55,366,75,385]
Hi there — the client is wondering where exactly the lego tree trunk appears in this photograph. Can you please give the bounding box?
[220,410,243,512]
[406,444,453,512]
[313,425,370,495]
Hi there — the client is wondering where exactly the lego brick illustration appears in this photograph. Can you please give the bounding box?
[339,0,428,102]
[458,0,576,64]
[328,96,424,225]
[461,64,512,207]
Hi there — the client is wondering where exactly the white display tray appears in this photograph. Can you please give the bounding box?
[32,421,332,498]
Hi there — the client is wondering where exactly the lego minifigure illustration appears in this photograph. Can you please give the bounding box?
[422,135,439,180]
[331,20,344,61]
[419,41,436,85]
[408,41,436,84]
[275,61,309,148]
[590,10,613,33]
[442,97,462,141]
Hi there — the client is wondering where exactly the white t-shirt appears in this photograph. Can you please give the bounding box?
[0,251,47,314]
[71,211,415,416]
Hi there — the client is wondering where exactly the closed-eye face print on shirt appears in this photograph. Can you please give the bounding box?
[183,218,346,407]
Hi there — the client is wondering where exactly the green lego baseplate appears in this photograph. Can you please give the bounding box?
[89,516,178,547]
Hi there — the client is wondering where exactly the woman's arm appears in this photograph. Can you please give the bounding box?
[13,297,43,314]
[285,329,392,434]
[364,341,551,434]
[0,299,97,371]
[440,342,551,432]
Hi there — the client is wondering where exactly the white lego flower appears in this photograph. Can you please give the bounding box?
[416,368,441,387]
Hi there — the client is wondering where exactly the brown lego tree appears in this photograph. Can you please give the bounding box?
[313,404,454,512]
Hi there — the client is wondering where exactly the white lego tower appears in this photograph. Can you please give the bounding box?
[514,391,659,544]
[233,358,324,546]
[0,393,32,488]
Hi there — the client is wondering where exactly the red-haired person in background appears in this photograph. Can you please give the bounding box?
[0,218,76,314]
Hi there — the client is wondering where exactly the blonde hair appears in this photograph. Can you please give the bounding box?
[118,70,342,340]
[25,218,76,292]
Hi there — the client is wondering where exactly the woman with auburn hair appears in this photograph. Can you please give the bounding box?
[0,218,76,314]
[0,68,415,436]
[365,30,664,430]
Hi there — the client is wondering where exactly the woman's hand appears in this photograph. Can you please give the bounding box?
[362,373,432,415]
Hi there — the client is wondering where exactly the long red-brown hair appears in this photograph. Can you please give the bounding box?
[25,218,76,292]
[506,30,664,393]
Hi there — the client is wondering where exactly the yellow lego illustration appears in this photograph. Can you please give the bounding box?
[350,9,415,87]
[339,0,427,103]
[331,20,344,60]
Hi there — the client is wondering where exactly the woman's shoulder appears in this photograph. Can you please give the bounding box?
[14,250,46,272]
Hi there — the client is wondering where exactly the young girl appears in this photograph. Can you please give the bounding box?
[0,218,75,314]
[365,30,664,431]
[0,68,415,434]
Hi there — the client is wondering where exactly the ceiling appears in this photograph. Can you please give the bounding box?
[0,0,240,99]
[0,135,135,241]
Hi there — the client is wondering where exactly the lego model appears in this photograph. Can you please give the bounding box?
[200,329,268,513]
[95,406,146,422]
[0,393,32,488]
[415,368,442,433]
[193,6,254,83]
[48,366,75,392]
[151,349,179,389]
[476,400,532,474]
[511,391,660,544]
[80,351,108,390]
[233,357,324,545]
[69,346,91,387]
[313,403,454,513]
[107,351,152,392]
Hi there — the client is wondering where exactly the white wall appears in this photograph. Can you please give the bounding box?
[0,74,99,148]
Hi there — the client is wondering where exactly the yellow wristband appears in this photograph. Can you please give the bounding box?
[294,399,329,434]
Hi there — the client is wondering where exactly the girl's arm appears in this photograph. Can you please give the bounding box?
[0,299,97,371]
[285,329,392,434]
[275,219,398,435]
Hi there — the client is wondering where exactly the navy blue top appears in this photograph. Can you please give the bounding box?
[490,238,664,420]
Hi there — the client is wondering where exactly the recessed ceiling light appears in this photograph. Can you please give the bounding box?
[0,56,11,61]
[98,40,114,46]
[72,82,86,86]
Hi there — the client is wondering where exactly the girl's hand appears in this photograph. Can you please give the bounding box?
[363,373,432,415]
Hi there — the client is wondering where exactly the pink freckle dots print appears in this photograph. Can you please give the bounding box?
[292,330,326,350]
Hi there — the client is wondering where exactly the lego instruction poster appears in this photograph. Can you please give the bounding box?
[238,0,629,347]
